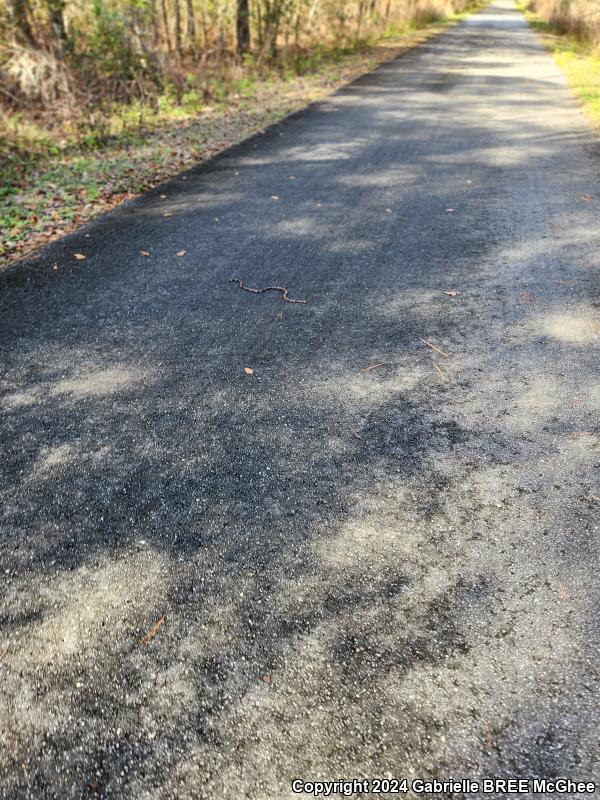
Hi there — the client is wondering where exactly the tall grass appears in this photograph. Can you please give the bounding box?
[528,0,600,43]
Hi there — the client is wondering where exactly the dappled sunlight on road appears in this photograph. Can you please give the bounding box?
[534,309,600,344]
[1,0,600,795]
[0,549,172,768]
[52,365,153,398]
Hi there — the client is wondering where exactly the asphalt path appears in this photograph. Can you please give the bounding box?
[2,1,600,797]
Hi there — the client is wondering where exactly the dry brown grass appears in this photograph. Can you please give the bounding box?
[529,0,600,43]
[0,44,74,112]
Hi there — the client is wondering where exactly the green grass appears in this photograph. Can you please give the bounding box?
[520,4,600,128]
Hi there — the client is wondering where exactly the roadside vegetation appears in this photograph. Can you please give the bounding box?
[1,0,479,267]
[521,0,600,127]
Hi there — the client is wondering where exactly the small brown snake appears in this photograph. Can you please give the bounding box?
[230,277,307,304]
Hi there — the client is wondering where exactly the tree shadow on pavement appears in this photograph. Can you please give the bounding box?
[1,11,600,796]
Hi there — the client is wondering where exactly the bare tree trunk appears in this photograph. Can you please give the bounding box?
[199,7,209,49]
[185,0,197,47]
[150,0,160,47]
[283,2,293,53]
[355,0,367,42]
[256,0,264,49]
[174,0,182,54]
[46,0,68,47]
[217,19,225,74]
[306,0,319,38]
[236,0,251,54]
[294,0,302,48]
[263,0,281,58]
[10,0,37,45]
[161,0,172,51]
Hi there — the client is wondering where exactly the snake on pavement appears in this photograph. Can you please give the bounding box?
[230,277,307,304]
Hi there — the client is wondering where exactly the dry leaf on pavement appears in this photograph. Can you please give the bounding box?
[140,616,165,646]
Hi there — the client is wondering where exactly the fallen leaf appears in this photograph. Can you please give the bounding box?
[263,674,272,684]
[568,431,593,439]
[140,616,165,646]
[577,194,593,202]
[444,290,459,297]
[244,367,254,375]
[176,250,186,257]
[140,250,150,257]
[74,253,86,260]
[553,278,576,286]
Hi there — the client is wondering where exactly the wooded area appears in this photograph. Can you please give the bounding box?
[0,0,474,119]
[1,0,597,130]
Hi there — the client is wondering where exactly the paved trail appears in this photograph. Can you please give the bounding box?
[2,1,600,796]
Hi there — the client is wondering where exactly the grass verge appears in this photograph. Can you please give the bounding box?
[519,4,600,129]
[0,5,482,269]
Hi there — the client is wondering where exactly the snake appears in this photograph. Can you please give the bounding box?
[230,277,307,304]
